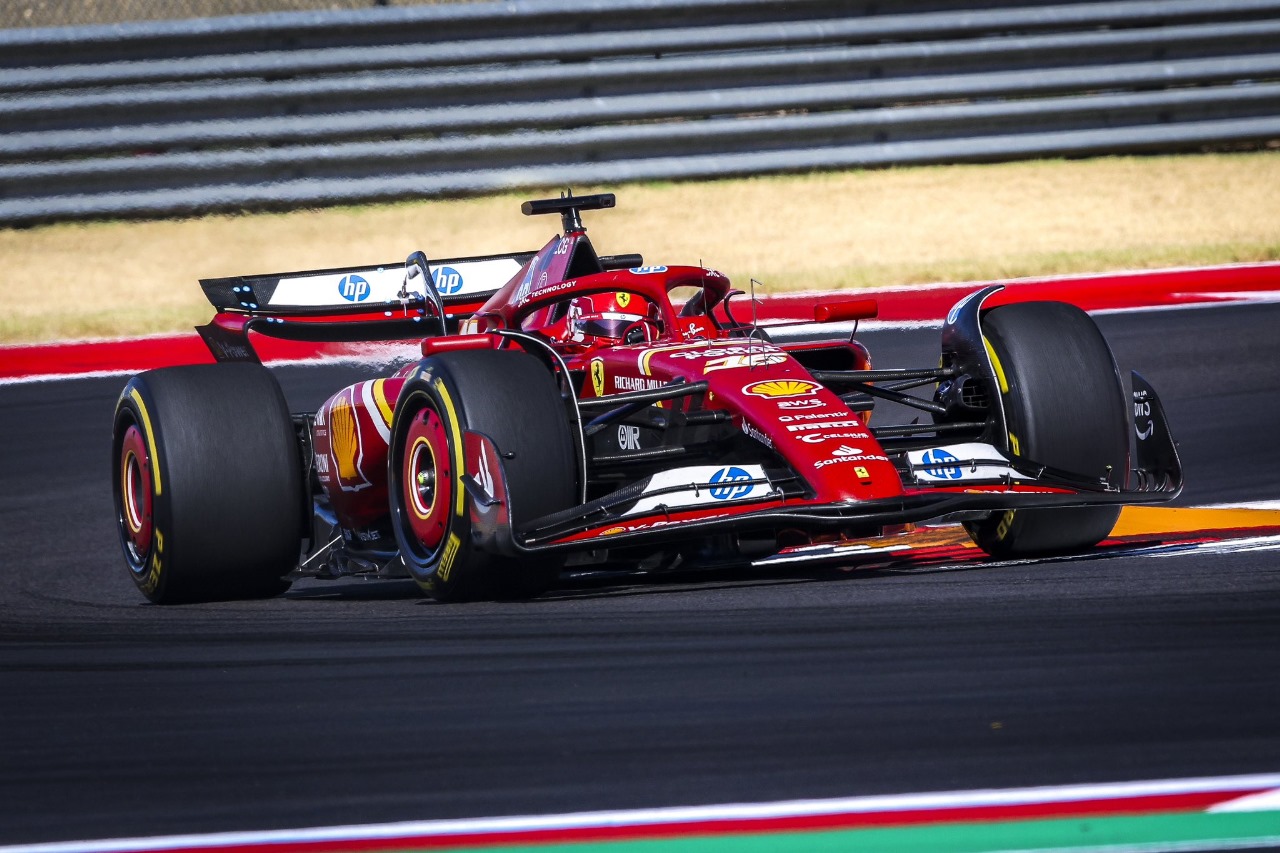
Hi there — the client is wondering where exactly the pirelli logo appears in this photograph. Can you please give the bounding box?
[438,533,462,582]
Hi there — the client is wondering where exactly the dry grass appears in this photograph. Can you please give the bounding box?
[2,151,1279,344]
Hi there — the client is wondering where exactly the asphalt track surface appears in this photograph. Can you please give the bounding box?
[1,303,1278,846]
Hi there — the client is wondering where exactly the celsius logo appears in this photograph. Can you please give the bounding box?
[921,448,962,479]
[708,466,753,500]
[338,274,370,302]
[434,266,465,295]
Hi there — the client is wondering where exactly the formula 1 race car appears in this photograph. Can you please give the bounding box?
[112,192,1182,603]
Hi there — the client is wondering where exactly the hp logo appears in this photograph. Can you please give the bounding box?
[921,448,962,480]
[709,466,753,500]
[434,266,465,295]
[338,274,370,302]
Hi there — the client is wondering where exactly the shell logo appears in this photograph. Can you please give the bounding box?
[330,395,360,482]
[601,526,627,536]
[743,379,820,399]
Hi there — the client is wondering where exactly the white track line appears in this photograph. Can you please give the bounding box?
[3,774,1278,853]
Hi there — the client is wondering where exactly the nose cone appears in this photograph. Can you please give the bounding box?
[641,342,905,502]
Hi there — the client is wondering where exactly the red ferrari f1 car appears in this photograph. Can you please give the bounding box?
[113,192,1181,603]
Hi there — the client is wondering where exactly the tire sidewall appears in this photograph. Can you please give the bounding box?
[110,365,303,603]
[388,351,576,601]
[112,376,174,602]
[967,302,1126,557]
[388,374,481,599]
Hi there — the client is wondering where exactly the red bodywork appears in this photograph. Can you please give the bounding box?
[306,225,940,545]
[194,195,1179,565]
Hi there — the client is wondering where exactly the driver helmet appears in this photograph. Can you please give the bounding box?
[564,292,650,344]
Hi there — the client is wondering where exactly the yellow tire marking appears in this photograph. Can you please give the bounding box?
[983,336,1010,395]
[129,388,162,496]
[433,381,466,517]
[438,533,462,583]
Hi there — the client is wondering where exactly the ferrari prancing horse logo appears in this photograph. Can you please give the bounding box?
[591,359,606,396]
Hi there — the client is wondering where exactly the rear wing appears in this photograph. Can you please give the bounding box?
[195,251,532,363]
[199,251,533,315]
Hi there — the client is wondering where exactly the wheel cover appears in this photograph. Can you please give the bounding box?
[118,423,153,567]
[402,405,453,556]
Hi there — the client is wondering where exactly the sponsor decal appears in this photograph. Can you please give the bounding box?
[271,259,527,308]
[813,446,890,469]
[638,341,776,375]
[708,466,754,500]
[438,532,461,582]
[704,352,788,373]
[797,430,872,444]
[741,420,773,448]
[629,265,668,274]
[614,376,665,392]
[433,266,464,295]
[920,448,962,480]
[777,398,827,410]
[591,359,605,396]
[328,392,367,488]
[602,519,683,535]
[517,277,576,307]
[616,292,632,308]
[907,442,1018,483]
[338,273,370,302]
[785,419,863,432]
[625,465,772,516]
[315,454,330,475]
[1134,392,1155,440]
[743,379,819,399]
[671,344,782,361]
[145,527,164,593]
[476,446,495,500]
[778,410,849,422]
[618,425,642,451]
[514,262,537,303]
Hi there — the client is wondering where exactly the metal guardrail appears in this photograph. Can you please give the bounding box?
[1,0,1277,224]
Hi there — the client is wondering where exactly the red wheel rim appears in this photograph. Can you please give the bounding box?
[119,424,153,563]
[402,405,453,555]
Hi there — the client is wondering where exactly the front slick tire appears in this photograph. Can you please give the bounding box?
[966,301,1128,558]
[388,350,576,602]
[112,364,303,603]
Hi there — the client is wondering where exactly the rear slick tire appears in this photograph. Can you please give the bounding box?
[388,350,576,602]
[111,364,304,603]
[964,302,1128,558]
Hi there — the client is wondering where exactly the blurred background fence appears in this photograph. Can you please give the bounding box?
[1,0,1278,224]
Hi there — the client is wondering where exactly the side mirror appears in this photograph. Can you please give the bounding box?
[403,250,446,334]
